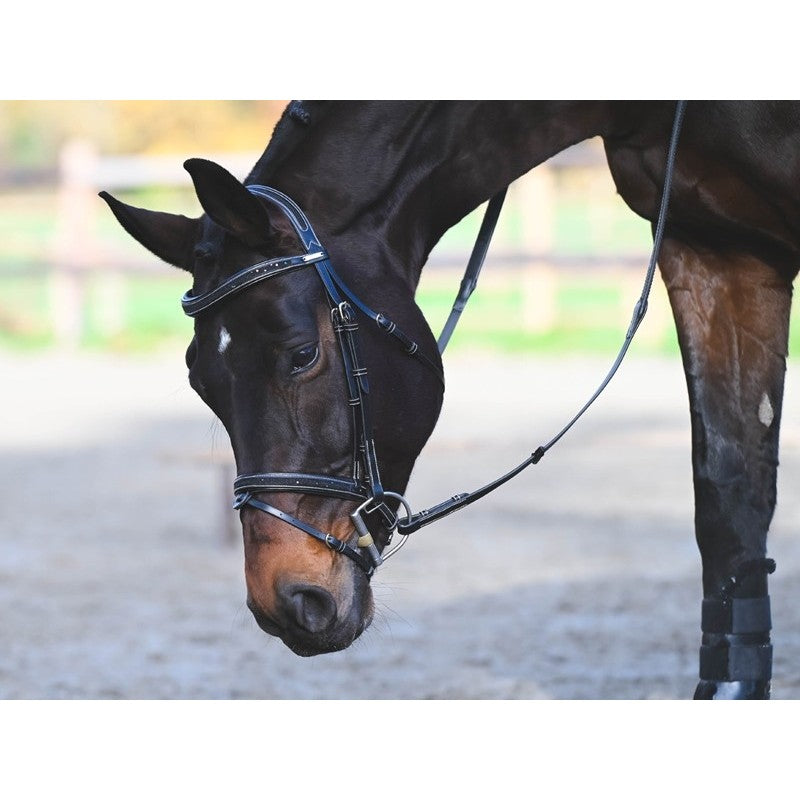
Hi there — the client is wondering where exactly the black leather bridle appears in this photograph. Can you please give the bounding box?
[182,185,441,577]
[181,101,687,580]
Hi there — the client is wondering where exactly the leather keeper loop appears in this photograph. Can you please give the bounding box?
[701,596,772,634]
[699,643,773,682]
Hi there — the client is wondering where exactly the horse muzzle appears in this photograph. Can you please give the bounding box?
[246,579,373,656]
[241,502,376,655]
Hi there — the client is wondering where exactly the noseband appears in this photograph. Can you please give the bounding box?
[181,186,439,577]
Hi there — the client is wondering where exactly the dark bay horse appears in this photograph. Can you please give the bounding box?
[101,101,799,699]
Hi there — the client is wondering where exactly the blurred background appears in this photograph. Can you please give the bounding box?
[3,100,800,700]
[0,100,287,351]
[0,99,674,354]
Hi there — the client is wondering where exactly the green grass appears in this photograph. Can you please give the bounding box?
[2,183,798,359]
[10,268,800,359]
[13,273,800,364]
[1,269,676,355]
[0,272,192,352]
[81,275,193,351]
[415,278,682,357]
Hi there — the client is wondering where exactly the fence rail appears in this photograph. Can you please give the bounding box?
[1,138,665,349]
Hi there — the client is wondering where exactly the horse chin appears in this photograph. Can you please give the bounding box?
[245,574,375,657]
[256,605,372,657]
[281,613,372,657]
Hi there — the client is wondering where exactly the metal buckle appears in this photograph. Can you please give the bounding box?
[337,301,358,330]
[350,491,413,568]
[232,492,251,510]
[324,533,347,554]
[380,492,413,562]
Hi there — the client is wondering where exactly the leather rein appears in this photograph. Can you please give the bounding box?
[181,101,686,579]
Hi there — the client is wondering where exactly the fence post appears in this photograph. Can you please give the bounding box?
[50,140,95,348]
[517,165,558,334]
[51,139,126,348]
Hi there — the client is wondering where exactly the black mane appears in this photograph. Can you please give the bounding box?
[245,100,327,186]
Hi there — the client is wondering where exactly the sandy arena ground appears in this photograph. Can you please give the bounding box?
[3,347,800,700]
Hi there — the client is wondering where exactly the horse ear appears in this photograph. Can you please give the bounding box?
[99,191,199,272]
[183,158,275,248]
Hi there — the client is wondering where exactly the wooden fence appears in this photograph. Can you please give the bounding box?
[39,138,666,348]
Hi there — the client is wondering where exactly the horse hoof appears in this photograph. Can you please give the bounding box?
[693,680,770,699]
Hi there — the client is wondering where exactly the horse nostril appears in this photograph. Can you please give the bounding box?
[286,584,337,634]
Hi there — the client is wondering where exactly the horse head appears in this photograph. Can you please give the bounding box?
[101,101,608,658]
[100,157,444,655]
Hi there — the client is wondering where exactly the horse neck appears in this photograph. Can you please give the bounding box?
[254,101,616,290]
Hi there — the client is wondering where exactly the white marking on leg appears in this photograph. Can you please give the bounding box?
[758,393,774,427]
[218,326,232,355]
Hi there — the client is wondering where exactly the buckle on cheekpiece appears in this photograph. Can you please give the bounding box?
[233,492,251,510]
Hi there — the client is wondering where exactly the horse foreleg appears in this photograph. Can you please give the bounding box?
[659,239,792,699]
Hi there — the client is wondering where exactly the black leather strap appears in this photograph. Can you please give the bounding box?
[234,493,375,576]
[181,252,326,317]
[233,472,369,502]
[398,453,539,534]
[437,187,507,353]
[330,299,396,528]
[322,263,444,386]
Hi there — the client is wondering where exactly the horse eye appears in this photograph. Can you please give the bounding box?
[290,343,319,374]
